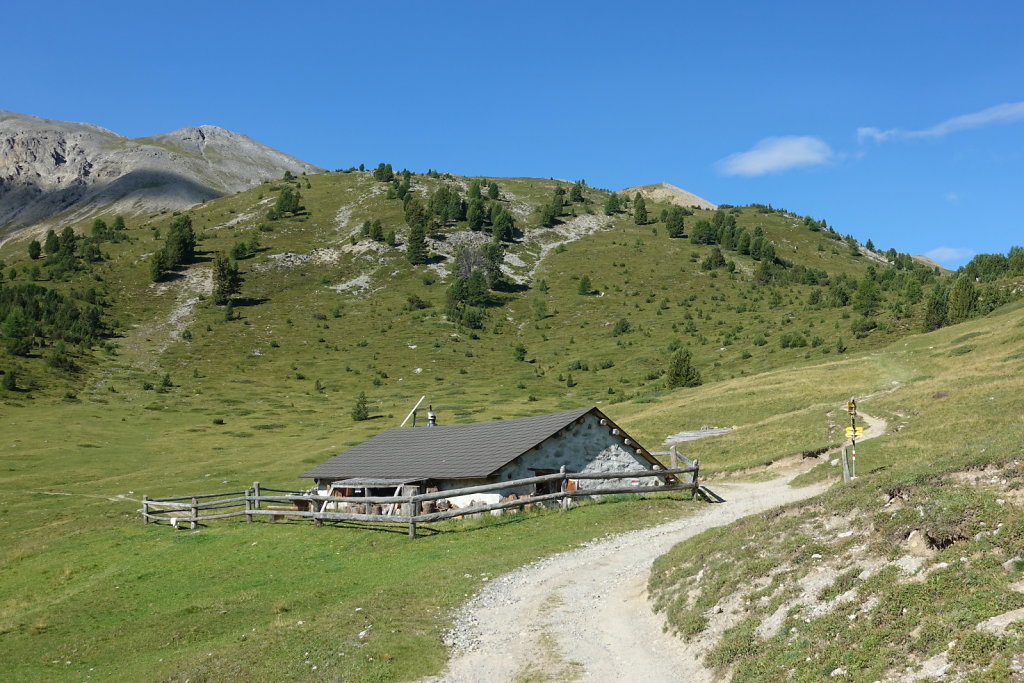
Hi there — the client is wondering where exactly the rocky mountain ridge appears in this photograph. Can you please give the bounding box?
[0,110,321,241]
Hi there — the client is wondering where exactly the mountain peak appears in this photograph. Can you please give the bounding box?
[620,182,717,210]
[0,110,322,240]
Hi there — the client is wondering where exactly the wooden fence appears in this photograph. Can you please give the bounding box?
[141,463,699,538]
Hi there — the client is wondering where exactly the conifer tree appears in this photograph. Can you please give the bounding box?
[923,284,949,331]
[164,215,197,267]
[633,194,648,225]
[407,224,428,265]
[468,179,482,199]
[853,277,881,316]
[3,307,33,356]
[27,240,41,260]
[947,275,978,324]
[577,274,592,295]
[569,181,585,203]
[212,252,243,305]
[491,207,515,242]
[404,196,428,231]
[275,187,301,215]
[665,207,686,238]
[44,229,59,254]
[666,348,702,388]
[352,392,370,421]
[603,193,620,215]
[372,163,394,182]
[466,198,486,231]
[149,250,168,282]
[370,219,384,242]
[487,181,499,200]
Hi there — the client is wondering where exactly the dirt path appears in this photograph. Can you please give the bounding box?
[424,410,886,683]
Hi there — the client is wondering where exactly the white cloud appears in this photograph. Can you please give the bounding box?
[924,246,975,265]
[716,136,833,176]
[859,102,1024,143]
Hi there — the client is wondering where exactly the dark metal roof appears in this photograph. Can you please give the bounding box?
[301,407,597,480]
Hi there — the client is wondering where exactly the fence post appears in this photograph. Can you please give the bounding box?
[841,447,851,482]
[190,497,197,529]
[143,495,150,525]
[670,445,678,469]
[408,496,419,539]
[692,460,700,499]
[245,488,253,523]
[559,466,569,511]
[252,482,260,512]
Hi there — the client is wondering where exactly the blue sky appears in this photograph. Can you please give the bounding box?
[7,1,1023,267]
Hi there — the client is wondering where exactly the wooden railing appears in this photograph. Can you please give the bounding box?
[141,463,699,538]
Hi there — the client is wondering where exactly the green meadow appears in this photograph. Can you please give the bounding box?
[1,168,1020,680]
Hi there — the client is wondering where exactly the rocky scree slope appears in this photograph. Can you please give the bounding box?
[0,110,321,240]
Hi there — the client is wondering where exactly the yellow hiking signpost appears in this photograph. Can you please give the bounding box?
[847,397,859,478]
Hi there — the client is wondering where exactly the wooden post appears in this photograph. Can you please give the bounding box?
[252,482,261,512]
[190,497,197,529]
[143,495,150,525]
[559,466,569,511]
[245,488,253,523]
[408,499,419,539]
[691,460,700,499]
[670,445,678,469]
[841,447,851,482]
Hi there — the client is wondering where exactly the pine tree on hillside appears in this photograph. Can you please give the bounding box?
[665,206,686,238]
[466,198,486,231]
[407,223,428,265]
[603,192,620,215]
[372,163,394,182]
[44,229,59,255]
[163,215,197,267]
[149,250,168,282]
[275,187,301,215]
[853,277,881,316]
[947,275,978,324]
[633,194,648,225]
[27,240,41,260]
[487,181,500,200]
[923,284,948,331]
[404,196,428,231]
[569,181,585,203]
[577,274,592,295]
[666,348,702,388]
[212,252,243,305]
[3,306,33,356]
[352,392,370,421]
[491,207,515,242]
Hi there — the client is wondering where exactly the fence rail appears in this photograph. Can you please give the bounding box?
[141,463,699,538]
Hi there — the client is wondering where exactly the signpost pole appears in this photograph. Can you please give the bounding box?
[848,397,858,479]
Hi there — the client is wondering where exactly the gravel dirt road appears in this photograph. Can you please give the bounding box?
[423,410,885,683]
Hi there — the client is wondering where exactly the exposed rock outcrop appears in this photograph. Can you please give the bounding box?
[619,182,717,211]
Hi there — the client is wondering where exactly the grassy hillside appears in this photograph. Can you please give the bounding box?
[0,167,1020,680]
[649,300,1024,681]
[0,168,956,423]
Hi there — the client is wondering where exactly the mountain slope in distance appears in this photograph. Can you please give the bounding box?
[0,110,322,240]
